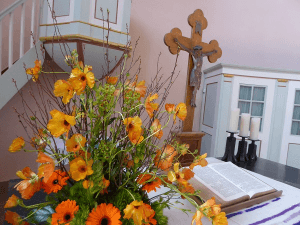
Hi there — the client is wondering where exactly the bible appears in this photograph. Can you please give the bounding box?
[189,161,282,213]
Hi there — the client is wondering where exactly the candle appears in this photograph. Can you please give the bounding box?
[239,113,250,137]
[228,108,240,132]
[250,117,260,140]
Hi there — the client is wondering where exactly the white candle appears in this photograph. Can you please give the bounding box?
[250,117,260,140]
[228,108,240,132]
[239,113,250,137]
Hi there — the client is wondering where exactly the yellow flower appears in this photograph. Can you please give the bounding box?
[106,76,118,85]
[151,119,163,139]
[8,137,25,152]
[191,210,204,225]
[69,157,93,181]
[154,145,177,171]
[68,66,95,95]
[200,197,221,217]
[53,80,74,104]
[173,103,187,124]
[167,163,188,187]
[47,109,76,138]
[66,134,86,153]
[82,180,94,189]
[165,103,175,113]
[124,116,144,144]
[145,93,159,118]
[212,212,228,225]
[190,153,208,170]
[26,60,42,82]
[123,200,155,225]
[4,195,19,208]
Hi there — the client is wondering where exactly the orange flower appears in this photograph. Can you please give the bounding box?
[69,157,93,181]
[190,153,208,170]
[128,131,144,144]
[178,183,195,199]
[51,200,79,225]
[30,129,47,150]
[14,167,42,199]
[86,203,122,225]
[173,103,187,124]
[68,66,95,95]
[212,212,228,225]
[36,152,55,183]
[77,150,91,159]
[82,180,94,189]
[5,211,29,225]
[154,145,177,171]
[4,195,19,208]
[132,80,147,99]
[99,177,110,194]
[191,210,204,225]
[145,93,159,118]
[106,76,118,85]
[165,104,175,113]
[47,109,76,138]
[137,174,162,193]
[42,170,69,194]
[151,119,163,139]
[178,143,189,156]
[123,200,155,225]
[144,204,157,225]
[167,163,191,188]
[66,134,86,153]
[26,60,42,82]
[8,137,25,153]
[53,80,74,104]
[200,197,222,218]
[124,116,144,144]
[182,168,194,180]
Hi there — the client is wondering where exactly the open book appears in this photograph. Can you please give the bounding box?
[189,161,280,209]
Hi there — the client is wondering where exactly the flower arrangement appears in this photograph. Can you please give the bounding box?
[4,48,228,225]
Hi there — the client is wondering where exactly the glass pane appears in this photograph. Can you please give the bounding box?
[293,106,300,120]
[295,90,300,104]
[238,101,250,114]
[95,0,118,23]
[239,86,252,100]
[53,0,70,17]
[291,121,300,135]
[253,87,265,101]
[251,103,264,117]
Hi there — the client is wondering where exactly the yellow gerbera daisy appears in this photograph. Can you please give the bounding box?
[8,137,25,152]
[47,110,76,138]
[68,66,95,95]
[69,157,93,181]
[53,80,74,104]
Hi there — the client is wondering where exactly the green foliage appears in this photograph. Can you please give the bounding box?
[151,200,169,225]
[70,204,90,225]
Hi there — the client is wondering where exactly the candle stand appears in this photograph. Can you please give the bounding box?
[236,136,249,162]
[247,139,259,161]
[221,131,238,163]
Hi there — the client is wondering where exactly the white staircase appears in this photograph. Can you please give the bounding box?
[0,0,44,110]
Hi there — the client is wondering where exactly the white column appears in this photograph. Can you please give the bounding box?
[9,12,14,68]
[20,2,26,58]
[30,0,36,48]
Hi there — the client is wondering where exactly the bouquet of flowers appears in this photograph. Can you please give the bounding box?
[4,48,228,225]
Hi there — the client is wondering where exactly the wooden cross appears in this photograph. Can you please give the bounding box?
[164,9,222,131]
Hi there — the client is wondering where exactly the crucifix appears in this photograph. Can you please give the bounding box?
[164,9,222,132]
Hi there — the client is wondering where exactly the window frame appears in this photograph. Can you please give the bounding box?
[291,89,300,136]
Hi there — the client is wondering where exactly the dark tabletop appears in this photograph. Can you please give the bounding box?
[218,157,300,189]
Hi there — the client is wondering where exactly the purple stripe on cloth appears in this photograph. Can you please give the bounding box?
[245,203,270,212]
[249,203,300,225]
[293,220,300,225]
[272,198,281,202]
[227,211,243,219]
[284,210,300,223]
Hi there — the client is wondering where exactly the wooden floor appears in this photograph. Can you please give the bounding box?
[0,181,8,224]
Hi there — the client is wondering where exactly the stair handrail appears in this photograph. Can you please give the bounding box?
[0,0,27,21]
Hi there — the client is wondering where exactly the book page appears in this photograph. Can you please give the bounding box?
[209,162,275,198]
[193,166,248,202]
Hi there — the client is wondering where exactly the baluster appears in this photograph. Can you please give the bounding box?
[30,0,36,48]
[9,11,14,68]
[20,2,26,58]
[0,20,2,75]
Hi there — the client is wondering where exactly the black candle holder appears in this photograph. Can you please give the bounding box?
[236,135,249,162]
[247,139,259,161]
[221,131,238,163]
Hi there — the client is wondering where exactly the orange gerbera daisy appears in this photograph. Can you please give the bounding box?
[151,119,163,139]
[86,203,122,225]
[69,157,93,181]
[14,167,42,199]
[212,212,228,225]
[154,145,177,171]
[190,153,208,170]
[124,200,155,225]
[4,195,19,208]
[8,137,25,153]
[173,103,187,124]
[26,60,42,82]
[137,174,162,193]
[47,109,76,138]
[68,66,95,95]
[145,93,159,118]
[36,152,55,183]
[51,200,79,225]
[106,76,118,85]
[53,80,75,104]
[66,134,86,153]
[5,211,29,225]
[42,170,69,194]
[165,103,175,113]
[191,210,204,225]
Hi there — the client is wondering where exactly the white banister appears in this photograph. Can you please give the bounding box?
[0,0,27,21]
[0,20,2,75]
[20,2,25,58]
[31,0,36,48]
[8,12,14,68]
